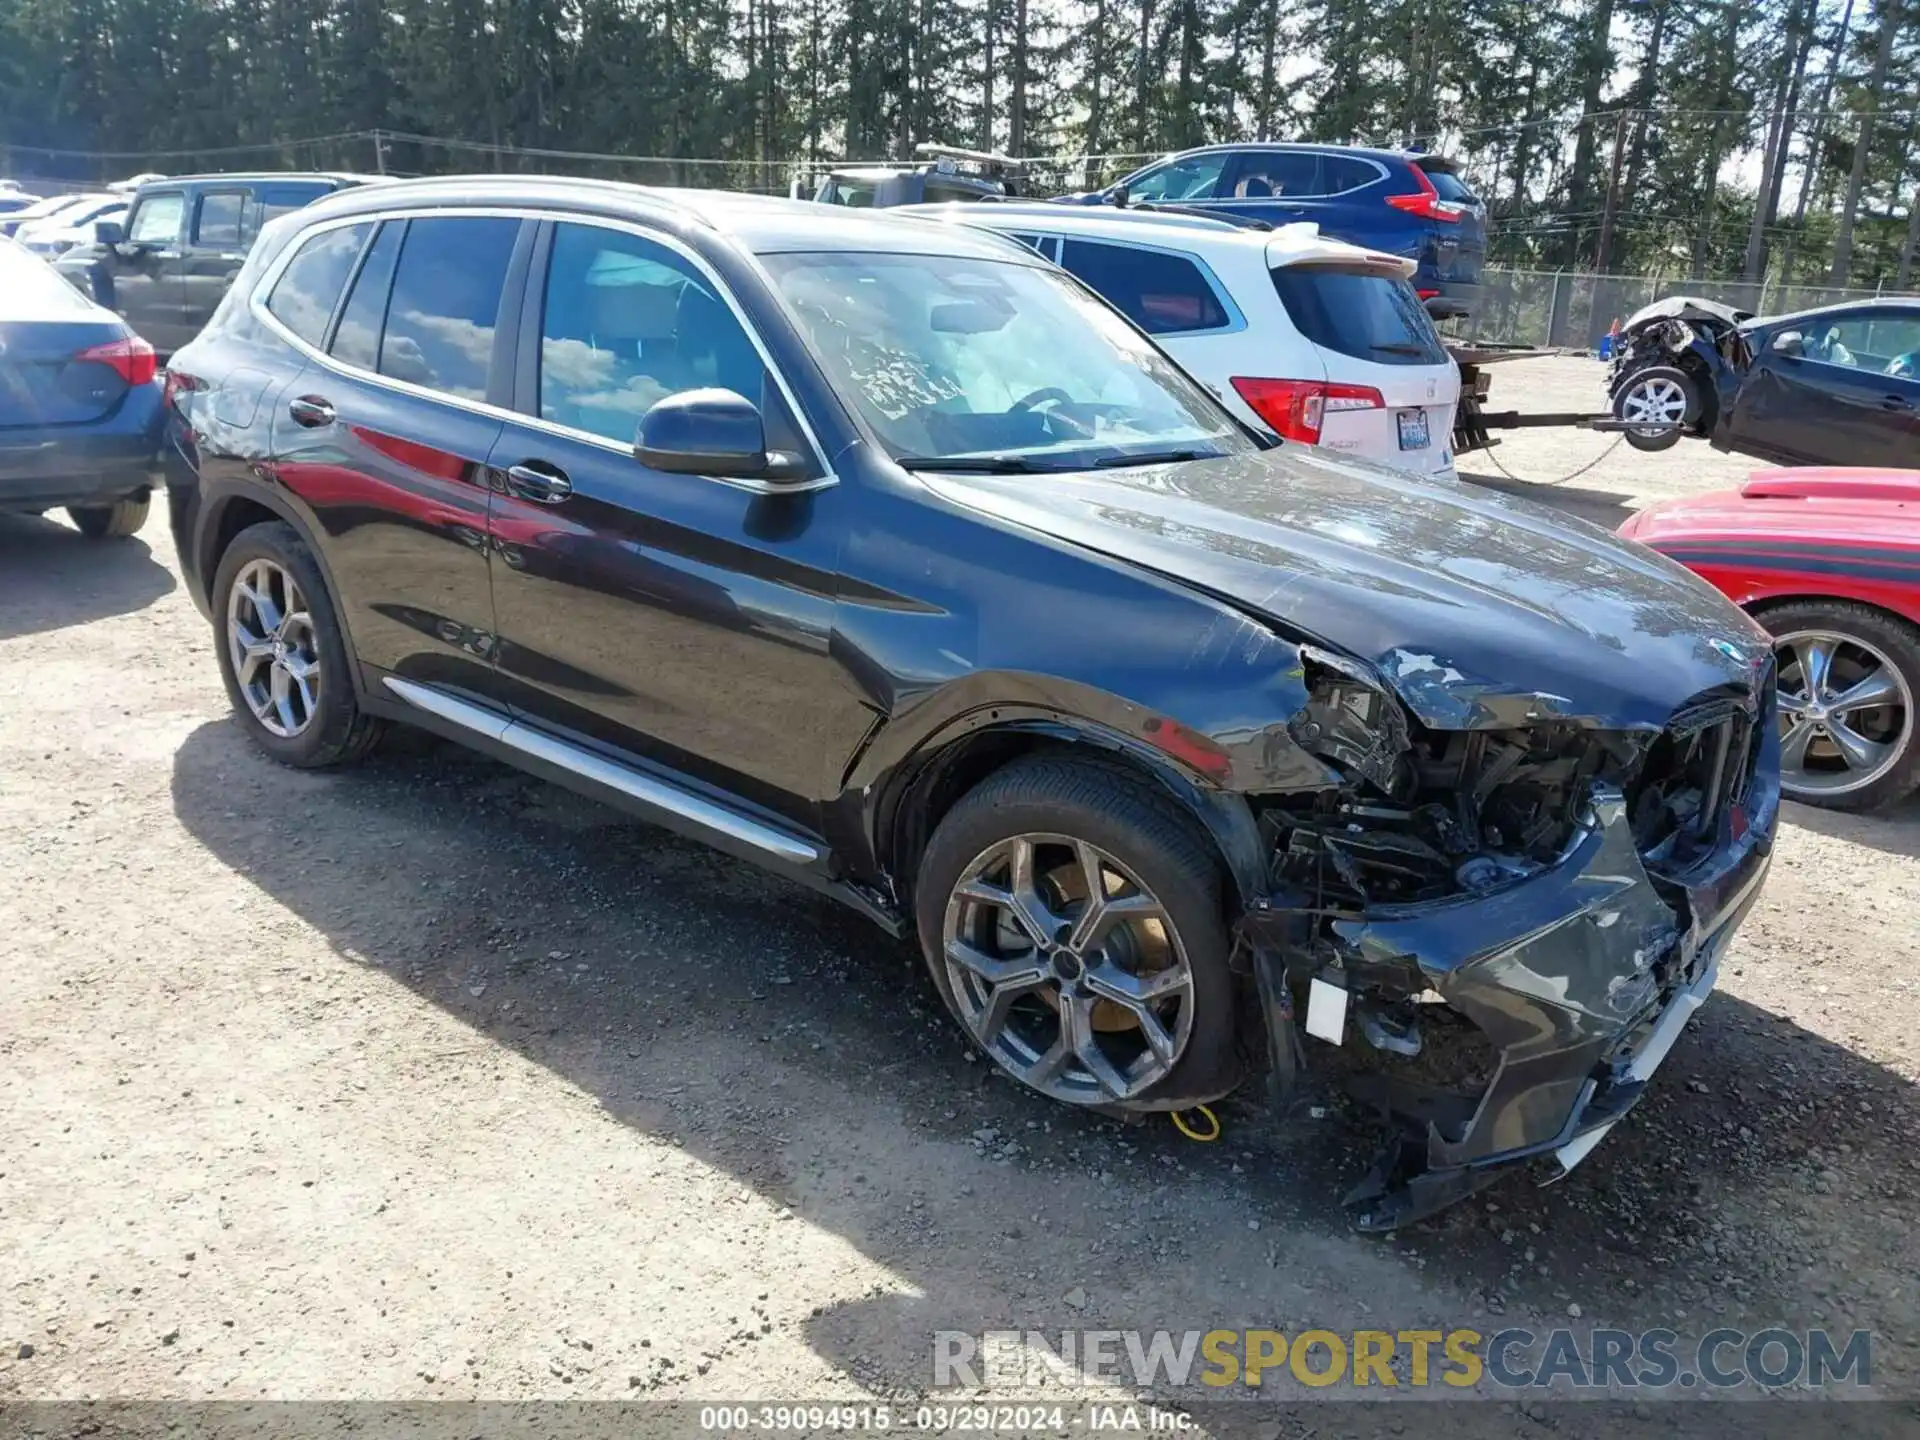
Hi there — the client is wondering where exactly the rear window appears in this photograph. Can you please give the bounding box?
[264,223,371,349]
[1271,265,1448,366]
[1417,163,1478,204]
[1058,239,1230,335]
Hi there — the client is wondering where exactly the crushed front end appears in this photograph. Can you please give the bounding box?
[1239,653,1780,1230]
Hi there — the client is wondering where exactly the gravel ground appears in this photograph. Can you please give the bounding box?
[2,358,1917,1420]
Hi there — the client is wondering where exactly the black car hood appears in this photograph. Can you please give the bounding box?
[922,448,1769,732]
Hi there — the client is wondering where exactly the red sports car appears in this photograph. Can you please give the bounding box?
[1618,468,1920,811]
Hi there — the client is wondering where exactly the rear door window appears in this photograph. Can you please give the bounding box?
[193,190,248,247]
[263,223,372,349]
[1271,265,1448,365]
[377,215,519,400]
[127,192,185,245]
[1058,239,1230,335]
[1125,154,1229,203]
[328,221,404,369]
[249,183,334,236]
[1226,151,1322,198]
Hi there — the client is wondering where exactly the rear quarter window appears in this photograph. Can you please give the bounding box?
[263,223,372,349]
[1321,156,1384,194]
[1271,265,1448,366]
[1058,239,1230,335]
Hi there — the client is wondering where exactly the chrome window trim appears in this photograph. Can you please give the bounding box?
[247,203,838,497]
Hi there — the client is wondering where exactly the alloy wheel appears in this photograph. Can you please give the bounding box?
[940,833,1194,1105]
[1775,628,1913,799]
[227,558,321,738]
[1619,375,1689,431]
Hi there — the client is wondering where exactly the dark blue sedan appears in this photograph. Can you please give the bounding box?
[0,237,163,537]
[1056,143,1488,316]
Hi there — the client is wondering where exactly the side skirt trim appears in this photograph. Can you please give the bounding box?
[382,676,821,866]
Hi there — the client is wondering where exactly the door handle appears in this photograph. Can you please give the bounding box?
[1880,394,1914,412]
[504,461,572,504]
[288,395,335,428]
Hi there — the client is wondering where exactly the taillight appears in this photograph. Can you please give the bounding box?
[1385,167,1466,224]
[75,335,158,387]
[1230,377,1384,444]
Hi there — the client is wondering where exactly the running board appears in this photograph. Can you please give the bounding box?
[382,677,820,866]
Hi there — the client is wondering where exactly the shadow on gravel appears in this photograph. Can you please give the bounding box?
[167,719,1920,1401]
[0,510,174,640]
[1784,798,1920,858]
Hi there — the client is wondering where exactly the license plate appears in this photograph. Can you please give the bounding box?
[1397,409,1431,450]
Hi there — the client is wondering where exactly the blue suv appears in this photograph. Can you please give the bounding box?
[1056,144,1488,317]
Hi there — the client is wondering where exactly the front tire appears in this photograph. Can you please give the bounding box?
[1758,599,1920,812]
[211,520,383,768]
[1612,364,1697,452]
[913,754,1241,1111]
[67,495,150,538]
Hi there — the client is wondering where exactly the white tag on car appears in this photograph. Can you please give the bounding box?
[1305,976,1348,1045]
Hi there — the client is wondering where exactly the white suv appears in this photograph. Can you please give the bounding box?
[905,203,1461,477]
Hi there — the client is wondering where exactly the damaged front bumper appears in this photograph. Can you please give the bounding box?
[1241,763,1777,1231]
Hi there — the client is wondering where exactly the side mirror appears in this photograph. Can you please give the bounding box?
[1110,183,1131,209]
[1772,330,1803,357]
[635,388,806,482]
[94,220,124,245]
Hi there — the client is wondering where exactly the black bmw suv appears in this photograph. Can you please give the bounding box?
[161,176,1778,1228]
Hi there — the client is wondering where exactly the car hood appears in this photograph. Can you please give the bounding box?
[921,447,1770,732]
[1622,295,1750,333]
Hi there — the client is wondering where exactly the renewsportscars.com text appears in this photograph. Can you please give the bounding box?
[933,1327,1872,1391]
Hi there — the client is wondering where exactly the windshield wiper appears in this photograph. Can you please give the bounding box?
[894,455,1062,474]
[1092,447,1222,468]
[1370,342,1435,356]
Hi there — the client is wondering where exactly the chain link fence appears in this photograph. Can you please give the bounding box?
[1459,268,1920,350]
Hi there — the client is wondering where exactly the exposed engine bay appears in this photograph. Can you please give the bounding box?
[1238,651,1777,1230]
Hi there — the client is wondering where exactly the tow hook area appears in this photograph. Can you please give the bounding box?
[1240,785,1705,1232]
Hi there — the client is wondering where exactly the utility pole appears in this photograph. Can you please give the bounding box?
[1593,110,1630,272]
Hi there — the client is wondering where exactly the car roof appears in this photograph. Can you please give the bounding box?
[141,172,376,187]
[906,200,1277,251]
[1143,142,1429,167]
[1762,295,1920,327]
[290,175,1038,261]
[909,202,1418,277]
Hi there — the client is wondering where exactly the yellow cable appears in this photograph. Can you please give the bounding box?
[1169,1105,1221,1142]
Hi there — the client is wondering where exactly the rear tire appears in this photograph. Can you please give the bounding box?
[67,495,150,539]
[211,520,384,769]
[1612,364,1697,452]
[913,753,1241,1112]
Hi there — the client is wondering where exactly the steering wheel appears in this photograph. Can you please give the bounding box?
[1011,387,1076,413]
[1886,351,1920,380]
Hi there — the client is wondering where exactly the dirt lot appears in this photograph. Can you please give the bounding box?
[3,358,1918,1418]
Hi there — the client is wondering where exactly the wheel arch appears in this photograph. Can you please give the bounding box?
[1746,590,1920,634]
[198,484,370,699]
[878,715,1269,917]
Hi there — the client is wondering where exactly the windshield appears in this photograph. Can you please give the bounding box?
[764,250,1251,469]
